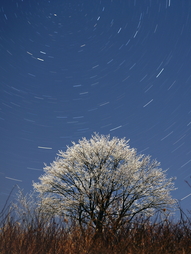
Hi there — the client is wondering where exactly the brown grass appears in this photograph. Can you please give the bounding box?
[1,207,191,254]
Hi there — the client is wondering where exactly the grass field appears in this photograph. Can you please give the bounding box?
[1,202,191,254]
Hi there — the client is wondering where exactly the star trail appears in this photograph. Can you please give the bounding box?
[0,0,191,212]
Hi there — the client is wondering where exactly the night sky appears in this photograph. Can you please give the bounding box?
[1,0,191,213]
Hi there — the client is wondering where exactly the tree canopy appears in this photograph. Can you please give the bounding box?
[33,133,176,233]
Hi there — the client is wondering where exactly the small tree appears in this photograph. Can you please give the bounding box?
[33,133,176,233]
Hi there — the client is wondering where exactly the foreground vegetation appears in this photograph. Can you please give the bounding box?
[1,202,191,254]
[0,133,179,253]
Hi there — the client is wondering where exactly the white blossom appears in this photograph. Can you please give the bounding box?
[33,133,176,232]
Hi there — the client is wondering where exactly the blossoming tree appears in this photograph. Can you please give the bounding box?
[33,133,176,233]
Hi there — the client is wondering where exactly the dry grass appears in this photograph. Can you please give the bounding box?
[0,188,191,254]
[1,205,191,254]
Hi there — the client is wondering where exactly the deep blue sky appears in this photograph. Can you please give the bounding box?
[1,0,191,212]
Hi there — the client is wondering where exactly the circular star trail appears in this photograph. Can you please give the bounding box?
[0,0,191,212]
